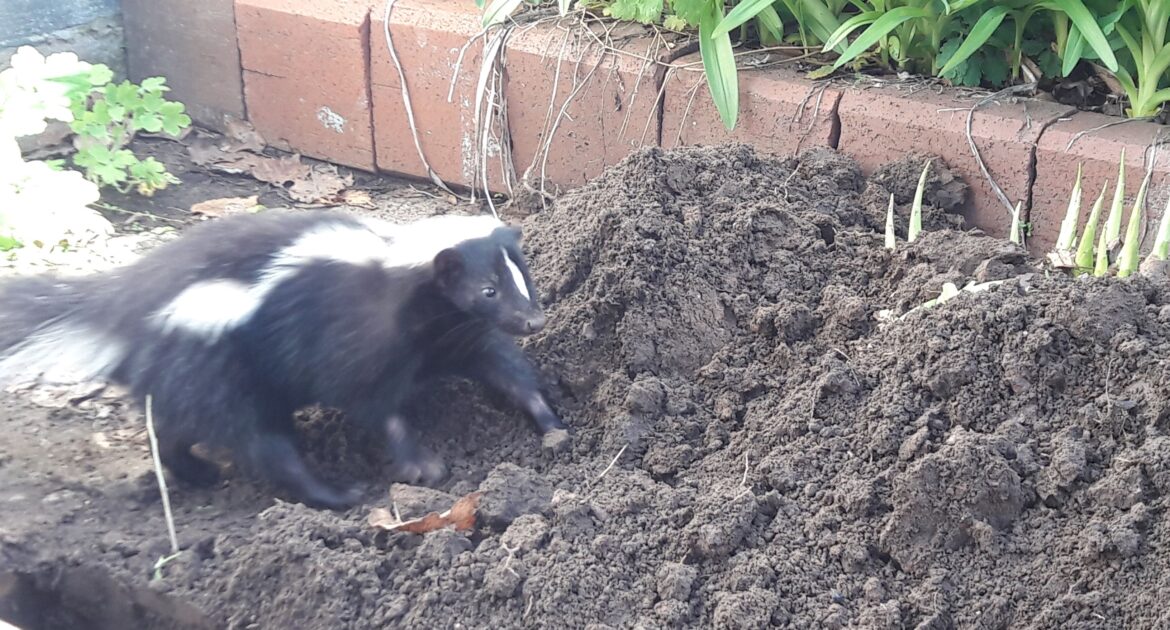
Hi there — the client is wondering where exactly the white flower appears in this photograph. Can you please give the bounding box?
[0,46,92,138]
[1,155,111,253]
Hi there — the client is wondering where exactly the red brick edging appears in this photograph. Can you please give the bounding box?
[122,0,1169,254]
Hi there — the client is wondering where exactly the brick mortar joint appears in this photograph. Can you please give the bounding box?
[1023,107,1079,231]
[655,40,700,148]
[361,9,375,170]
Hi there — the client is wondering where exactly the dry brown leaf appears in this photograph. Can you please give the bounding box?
[187,132,354,204]
[191,195,263,218]
[250,154,311,186]
[368,492,481,534]
[18,120,74,159]
[1088,62,1124,96]
[187,137,259,173]
[92,432,111,449]
[223,115,267,153]
[338,189,374,207]
[186,136,222,166]
[287,164,353,204]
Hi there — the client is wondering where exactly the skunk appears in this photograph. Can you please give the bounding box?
[0,209,568,509]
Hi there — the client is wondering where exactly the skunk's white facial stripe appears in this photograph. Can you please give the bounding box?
[502,248,530,300]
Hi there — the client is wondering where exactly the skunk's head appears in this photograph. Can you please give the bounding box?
[432,225,546,336]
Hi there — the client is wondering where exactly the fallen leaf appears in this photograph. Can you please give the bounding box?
[185,134,355,203]
[250,153,311,186]
[338,189,374,207]
[187,136,259,173]
[1088,62,1124,96]
[368,491,481,534]
[190,195,263,218]
[92,432,111,449]
[18,120,74,159]
[287,164,353,204]
[223,115,266,153]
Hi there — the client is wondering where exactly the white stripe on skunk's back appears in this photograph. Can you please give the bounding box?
[369,214,505,268]
[151,215,508,340]
[152,279,259,340]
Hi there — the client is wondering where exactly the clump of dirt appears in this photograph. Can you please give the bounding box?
[4,144,1170,630]
[859,151,970,236]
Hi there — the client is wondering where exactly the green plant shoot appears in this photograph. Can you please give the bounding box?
[1106,150,1126,246]
[885,192,896,249]
[1010,200,1023,245]
[1147,192,1170,263]
[1095,153,1126,274]
[1117,168,1152,278]
[1092,180,1113,276]
[1074,185,1106,273]
[1055,163,1083,253]
[908,159,929,242]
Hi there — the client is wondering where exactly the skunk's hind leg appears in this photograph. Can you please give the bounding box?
[382,413,447,485]
[142,392,221,487]
[246,432,362,510]
[157,433,221,487]
[342,390,447,486]
[245,398,363,510]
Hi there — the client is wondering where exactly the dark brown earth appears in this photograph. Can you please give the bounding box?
[3,141,1170,630]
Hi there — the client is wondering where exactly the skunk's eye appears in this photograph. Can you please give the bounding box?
[482,287,497,298]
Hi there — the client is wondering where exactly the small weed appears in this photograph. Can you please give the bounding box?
[65,73,191,195]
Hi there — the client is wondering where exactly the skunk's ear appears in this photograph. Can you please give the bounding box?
[503,224,523,242]
[433,248,464,284]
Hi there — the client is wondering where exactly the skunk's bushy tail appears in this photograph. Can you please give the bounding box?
[0,275,125,386]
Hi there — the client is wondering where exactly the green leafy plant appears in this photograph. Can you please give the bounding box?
[1111,0,1170,118]
[606,0,665,22]
[820,0,1117,82]
[66,74,191,196]
[476,0,1168,131]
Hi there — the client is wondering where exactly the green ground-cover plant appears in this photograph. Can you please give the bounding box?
[65,73,191,195]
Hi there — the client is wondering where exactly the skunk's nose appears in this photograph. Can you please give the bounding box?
[524,313,546,333]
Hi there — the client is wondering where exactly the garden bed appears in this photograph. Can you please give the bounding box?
[120,0,1170,258]
[3,139,1169,629]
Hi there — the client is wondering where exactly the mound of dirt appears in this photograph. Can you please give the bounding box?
[5,144,1170,630]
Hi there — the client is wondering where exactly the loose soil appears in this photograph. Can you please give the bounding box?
[3,139,1170,630]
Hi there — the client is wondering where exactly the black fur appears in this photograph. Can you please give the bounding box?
[0,210,567,509]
